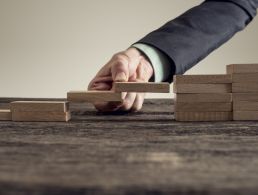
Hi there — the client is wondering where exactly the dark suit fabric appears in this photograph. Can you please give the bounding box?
[137,0,258,81]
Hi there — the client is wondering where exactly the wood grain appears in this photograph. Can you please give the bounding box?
[10,101,69,112]
[1,98,258,194]
[175,112,232,122]
[233,93,258,101]
[67,91,123,102]
[175,93,232,103]
[114,82,170,93]
[227,64,258,74]
[234,111,258,121]
[232,83,258,93]
[232,73,258,83]
[0,109,11,121]
[12,111,71,122]
[234,101,258,111]
[174,74,232,84]
[175,102,232,112]
[173,84,232,94]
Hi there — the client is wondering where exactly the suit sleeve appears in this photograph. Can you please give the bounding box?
[136,0,258,81]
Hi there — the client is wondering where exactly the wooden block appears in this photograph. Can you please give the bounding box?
[234,111,258,121]
[175,112,233,122]
[113,82,170,93]
[12,111,71,122]
[232,83,258,93]
[232,73,258,83]
[67,91,123,103]
[175,93,232,103]
[174,74,232,84]
[175,102,232,112]
[173,84,232,94]
[0,109,12,121]
[227,64,258,74]
[10,101,69,112]
[233,93,258,102]
[234,101,258,111]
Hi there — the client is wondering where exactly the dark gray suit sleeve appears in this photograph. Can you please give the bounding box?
[136,0,258,81]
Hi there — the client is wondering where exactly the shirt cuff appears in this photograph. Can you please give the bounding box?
[132,43,173,82]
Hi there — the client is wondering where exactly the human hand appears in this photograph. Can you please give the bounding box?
[88,48,154,112]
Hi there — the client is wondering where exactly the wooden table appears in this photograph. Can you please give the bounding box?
[0,98,258,195]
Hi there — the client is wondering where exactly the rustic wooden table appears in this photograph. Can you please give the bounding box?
[0,98,258,195]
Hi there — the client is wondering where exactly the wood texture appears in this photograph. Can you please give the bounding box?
[232,73,258,83]
[234,111,258,121]
[10,101,69,112]
[227,64,258,74]
[232,83,258,93]
[114,82,170,93]
[173,84,232,94]
[175,102,232,112]
[175,93,232,103]
[175,112,232,122]
[67,91,123,102]
[174,74,232,84]
[233,93,258,101]
[0,109,11,121]
[1,98,258,195]
[234,101,258,111]
[12,111,71,122]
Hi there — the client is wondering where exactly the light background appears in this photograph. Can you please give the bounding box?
[0,0,257,98]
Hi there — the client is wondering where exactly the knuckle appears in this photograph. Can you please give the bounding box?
[113,53,128,64]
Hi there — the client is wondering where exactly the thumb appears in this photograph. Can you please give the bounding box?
[114,72,128,82]
[111,54,130,82]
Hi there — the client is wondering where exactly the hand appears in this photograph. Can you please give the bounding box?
[88,48,154,112]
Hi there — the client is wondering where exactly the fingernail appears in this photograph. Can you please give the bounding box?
[115,72,127,82]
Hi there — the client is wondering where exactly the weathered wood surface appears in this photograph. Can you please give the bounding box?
[0,98,258,195]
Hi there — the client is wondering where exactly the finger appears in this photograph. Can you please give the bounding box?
[129,59,152,112]
[88,76,113,90]
[91,83,111,91]
[111,53,130,82]
[131,93,145,112]
[92,76,113,83]
[119,92,137,111]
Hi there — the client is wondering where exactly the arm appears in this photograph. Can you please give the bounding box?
[88,0,258,112]
[136,0,258,81]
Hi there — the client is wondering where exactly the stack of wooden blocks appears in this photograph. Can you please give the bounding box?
[0,82,170,122]
[173,75,233,122]
[228,64,258,121]
[0,101,70,122]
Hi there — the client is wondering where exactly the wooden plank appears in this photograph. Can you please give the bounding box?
[232,83,258,93]
[67,91,123,103]
[0,109,12,121]
[233,93,258,102]
[227,64,258,74]
[12,111,71,122]
[10,101,69,112]
[175,102,232,112]
[234,101,258,111]
[113,82,170,93]
[234,111,258,121]
[173,84,232,94]
[175,112,233,122]
[174,74,232,84]
[232,73,258,83]
[175,93,232,103]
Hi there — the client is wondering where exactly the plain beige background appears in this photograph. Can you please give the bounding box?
[0,0,257,98]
